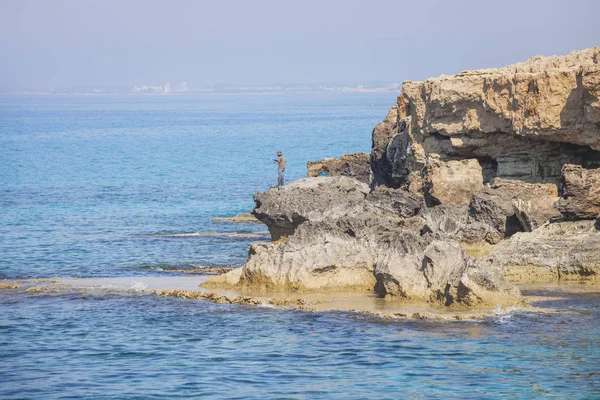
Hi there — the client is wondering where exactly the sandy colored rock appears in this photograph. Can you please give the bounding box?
[201,268,243,289]
[233,214,394,292]
[0,281,20,290]
[557,164,600,219]
[374,239,465,302]
[476,220,600,282]
[420,177,560,245]
[403,47,600,149]
[372,48,600,187]
[307,152,371,184]
[208,48,600,306]
[374,239,521,306]
[425,158,483,206]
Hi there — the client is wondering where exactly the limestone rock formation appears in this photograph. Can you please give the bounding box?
[365,186,424,218]
[371,105,401,188]
[307,152,371,184]
[465,179,560,243]
[206,181,519,307]
[207,48,600,308]
[372,47,600,187]
[557,164,600,219]
[424,158,483,206]
[252,176,369,240]
[476,220,600,282]
[367,47,600,284]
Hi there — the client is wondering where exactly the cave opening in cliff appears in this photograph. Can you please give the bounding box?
[477,157,498,184]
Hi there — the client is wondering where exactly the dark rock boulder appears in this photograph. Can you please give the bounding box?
[252,176,369,240]
[557,164,600,219]
[365,186,425,218]
[465,179,560,244]
[307,152,371,184]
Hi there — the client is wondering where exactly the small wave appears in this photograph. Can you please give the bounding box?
[130,262,236,275]
[491,305,532,324]
[493,305,528,315]
[133,263,228,273]
[100,284,116,289]
[130,281,148,292]
[139,231,269,239]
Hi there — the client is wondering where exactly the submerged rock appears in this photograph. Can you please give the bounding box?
[212,213,261,223]
[307,152,371,184]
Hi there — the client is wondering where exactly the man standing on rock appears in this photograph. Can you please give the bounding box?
[274,151,286,186]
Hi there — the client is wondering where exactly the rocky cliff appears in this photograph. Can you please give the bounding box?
[372,47,600,188]
[204,48,600,307]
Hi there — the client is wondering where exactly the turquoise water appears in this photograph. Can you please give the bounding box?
[1,94,599,398]
[1,93,383,279]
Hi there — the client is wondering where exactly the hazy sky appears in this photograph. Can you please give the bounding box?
[1,0,599,89]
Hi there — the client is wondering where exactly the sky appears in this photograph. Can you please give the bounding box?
[0,0,599,89]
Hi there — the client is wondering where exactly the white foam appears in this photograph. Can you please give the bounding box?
[130,281,148,292]
[148,232,268,239]
[493,305,523,315]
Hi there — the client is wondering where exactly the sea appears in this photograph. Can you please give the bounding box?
[0,93,598,399]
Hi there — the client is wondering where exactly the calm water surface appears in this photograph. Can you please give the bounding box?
[0,94,598,398]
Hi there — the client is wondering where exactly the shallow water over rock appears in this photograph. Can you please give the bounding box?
[1,280,599,398]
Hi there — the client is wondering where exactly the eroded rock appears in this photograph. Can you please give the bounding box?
[307,152,371,184]
[425,158,483,206]
[372,48,600,187]
[371,105,401,188]
[476,220,600,282]
[465,179,560,243]
[365,186,425,218]
[209,49,600,306]
[252,176,369,240]
[210,183,520,307]
[557,164,600,219]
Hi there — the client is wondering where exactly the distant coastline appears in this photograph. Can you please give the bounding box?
[0,83,401,96]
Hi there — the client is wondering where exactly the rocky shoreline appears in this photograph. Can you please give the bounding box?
[2,276,598,321]
[205,48,600,310]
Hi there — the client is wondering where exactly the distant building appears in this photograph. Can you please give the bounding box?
[178,82,188,92]
[131,85,165,93]
[163,82,171,93]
